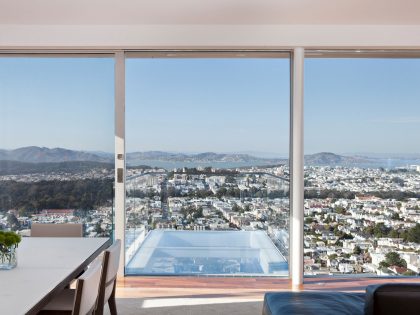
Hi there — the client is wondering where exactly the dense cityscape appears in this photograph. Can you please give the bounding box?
[0,148,420,276]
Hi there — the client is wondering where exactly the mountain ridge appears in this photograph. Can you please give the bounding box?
[0,146,111,163]
[0,146,418,167]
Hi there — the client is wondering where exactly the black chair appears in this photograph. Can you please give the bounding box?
[39,258,103,315]
[31,223,83,237]
[95,239,121,315]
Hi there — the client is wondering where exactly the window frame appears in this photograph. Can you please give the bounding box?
[3,48,417,284]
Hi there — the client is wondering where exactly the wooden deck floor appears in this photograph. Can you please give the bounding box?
[116,276,420,299]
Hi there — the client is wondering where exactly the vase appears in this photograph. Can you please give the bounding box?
[0,245,17,270]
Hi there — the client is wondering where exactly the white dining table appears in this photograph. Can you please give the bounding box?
[0,237,111,315]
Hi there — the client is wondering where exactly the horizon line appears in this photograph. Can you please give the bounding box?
[1,146,420,159]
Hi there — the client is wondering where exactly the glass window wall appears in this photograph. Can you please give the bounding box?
[0,56,115,237]
[124,55,291,276]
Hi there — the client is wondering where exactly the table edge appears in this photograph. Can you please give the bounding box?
[26,237,112,315]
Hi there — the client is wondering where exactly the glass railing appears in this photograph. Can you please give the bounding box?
[125,230,288,276]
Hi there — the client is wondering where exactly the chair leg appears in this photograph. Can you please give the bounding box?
[108,281,118,315]
[95,304,103,315]
[108,297,117,315]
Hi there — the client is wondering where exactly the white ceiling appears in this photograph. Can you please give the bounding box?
[1,0,420,25]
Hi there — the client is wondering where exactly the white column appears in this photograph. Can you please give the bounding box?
[290,47,304,290]
[114,51,126,277]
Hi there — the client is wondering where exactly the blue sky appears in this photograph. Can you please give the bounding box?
[0,57,114,152]
[1,56,419,156]
[305,58,420,155]
[126,58,289,156]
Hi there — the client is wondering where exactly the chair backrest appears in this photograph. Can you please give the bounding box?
[31,223,83,237]
[97,240,121,310]
[73,258,102,315]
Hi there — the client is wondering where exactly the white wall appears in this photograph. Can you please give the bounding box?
[1,25,420,49]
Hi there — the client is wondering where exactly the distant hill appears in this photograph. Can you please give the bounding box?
[0,146,112,163]
[126,151,283,165]
[304,152,372,166]
[0,147,285,165]
[0,160,114,176]
[0,147,417,169]
[304,152,420,167]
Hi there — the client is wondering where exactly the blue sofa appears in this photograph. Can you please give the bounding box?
[263,283,420,315]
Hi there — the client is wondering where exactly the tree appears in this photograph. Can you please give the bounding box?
[195,189,213,198]
[374,223,391,238]
[94,222,103,235]
[0,179,114,212]
[328,254,338,260]
[353,245,362,255]
[334,205,347,215]
[333,225,341,235]
[380,252,407,268]
[216,187,227,199]
[363,224,375,237]
[305,217,314,224]
[389,229,399,238]
[391,212,400,220]
[379,261,390,269]
[193,206,203,220]
[392,177,405,187]
[7,213,20,231]
[340,233,354,240]
[405,224,420,243]
[18,207,29,217]
[403,270,417,276]
[232,203,241,212]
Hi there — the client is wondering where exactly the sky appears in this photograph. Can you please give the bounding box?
[305,58,420,155]
[0,57,114,152]
[1,56,419,156]
[126,58,289,156]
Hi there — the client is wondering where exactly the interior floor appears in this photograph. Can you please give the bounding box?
[107,276,420,314]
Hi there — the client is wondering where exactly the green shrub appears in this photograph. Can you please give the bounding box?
[0,230,22,249]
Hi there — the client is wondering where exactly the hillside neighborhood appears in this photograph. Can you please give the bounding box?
[0,149,419,276]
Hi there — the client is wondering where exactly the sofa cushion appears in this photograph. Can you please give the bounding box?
[263,291,365,315]
[365,283,420,315]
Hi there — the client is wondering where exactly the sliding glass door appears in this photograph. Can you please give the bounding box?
[304,56,420,276]
[0,56,115,237]
[124,53,291,276]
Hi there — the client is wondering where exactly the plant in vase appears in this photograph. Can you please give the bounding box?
[0,230,22,270]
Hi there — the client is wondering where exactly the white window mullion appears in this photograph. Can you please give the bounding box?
[114,51,126,277]
[290,47,304,290]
